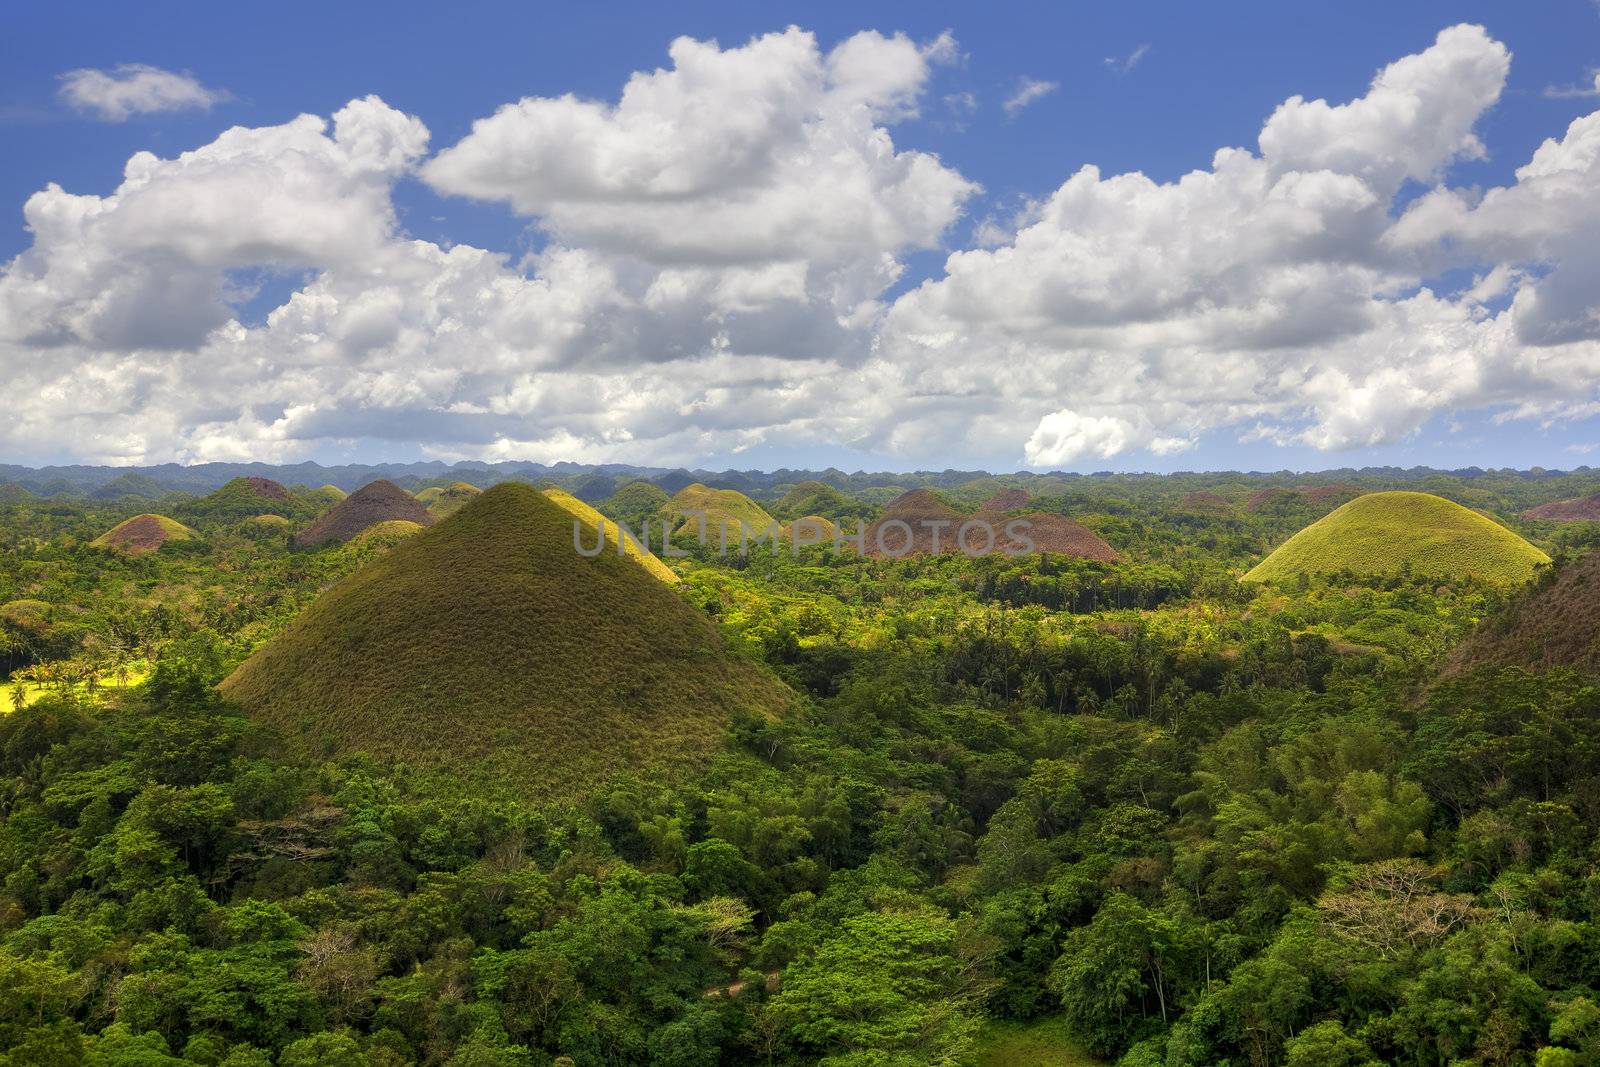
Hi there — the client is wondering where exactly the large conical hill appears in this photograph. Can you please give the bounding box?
[1244,491,1548,585]
[220,483,790,797]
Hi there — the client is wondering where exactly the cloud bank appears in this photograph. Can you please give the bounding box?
[4,25,1600,468]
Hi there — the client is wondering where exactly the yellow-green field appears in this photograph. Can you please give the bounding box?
[2,662,152,712]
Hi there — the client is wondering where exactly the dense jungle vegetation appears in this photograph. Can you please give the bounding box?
[3,466,1600,1066]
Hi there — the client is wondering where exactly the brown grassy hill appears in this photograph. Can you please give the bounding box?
[1002,514,1119,562]
[978,489,1031,514]
[1246,483,1363,512]
[90,514,196,554]
[1179,491,1235,514]
[294,480,436,547]
[1522,494,1600,522]
[863,489,965,556]
[221,483,791,798]
[1448,549,1600,675]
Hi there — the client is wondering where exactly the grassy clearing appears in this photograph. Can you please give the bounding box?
[970,1017,1100,1066]
[1245,491,1548,585]
[221,483,791,799]
[2,662,152,713]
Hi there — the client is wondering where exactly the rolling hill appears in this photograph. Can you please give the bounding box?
[542,487,680,583]
[1522,493,1600,521]
[417,481,482,518]
[602,480,671,532]
[978,489,1031,514]
[221,483,790,797]
[182,476,297,521]
[1004,514,1119,561]
[1244,491,1549,585]
[660,484,777,543]
[862,489,965,556]
[774,480,872,522]
[90,514,196,554]
[293,480,436,547]
[1448,548,1600,675]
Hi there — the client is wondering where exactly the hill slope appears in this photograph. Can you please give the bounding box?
[91,514,196,554]
[221,484,789,796]
[417,481,482,518]
[1245,491,1548,585]
[1522,493,1600,521]
[180,476,297,521]
[1449,548,1600,674]
[660,484,777,542]
[294,480,436,547]
[542,487,680,583]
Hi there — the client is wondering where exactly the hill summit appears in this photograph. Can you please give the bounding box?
[293,480,436,547]
[1244,491,1549,585]
[221,483,789,797]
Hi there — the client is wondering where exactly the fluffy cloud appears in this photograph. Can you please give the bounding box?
[0,31,973,464]
[5,24,1600,469]
[58,64,228,121]
[880,24,1600,464]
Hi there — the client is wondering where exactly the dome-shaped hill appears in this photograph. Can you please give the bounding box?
[660,484,776,541]
[780,515,840,542]
[603,480,671,531]
[293,480,435,547]
[863,489,964,557]
[221,483,790,798]
[1179,491,1235,515]
[1244,491,1549,585]
[1448,548,1600,675]
[184,476,296,520]
[1245,483,1362,512]
[91,514,196,554]
[417,481,482,518]
[1005,514,1119,561]
[978,489,1031,514]
[774,480,869,522]
[542,487,679,583]
[1522,493,1600,522]
[301,484,347,510]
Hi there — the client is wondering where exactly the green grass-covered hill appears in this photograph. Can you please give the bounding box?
[1244,491,1549,585]
[220,483,791,797]
[180,476,297,521]
[416,480,482,517]
[660,483,777,542]
[773,480,873,522]
[89,514,197,554]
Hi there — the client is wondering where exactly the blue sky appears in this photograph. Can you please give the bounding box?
[3,2,1600,471]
